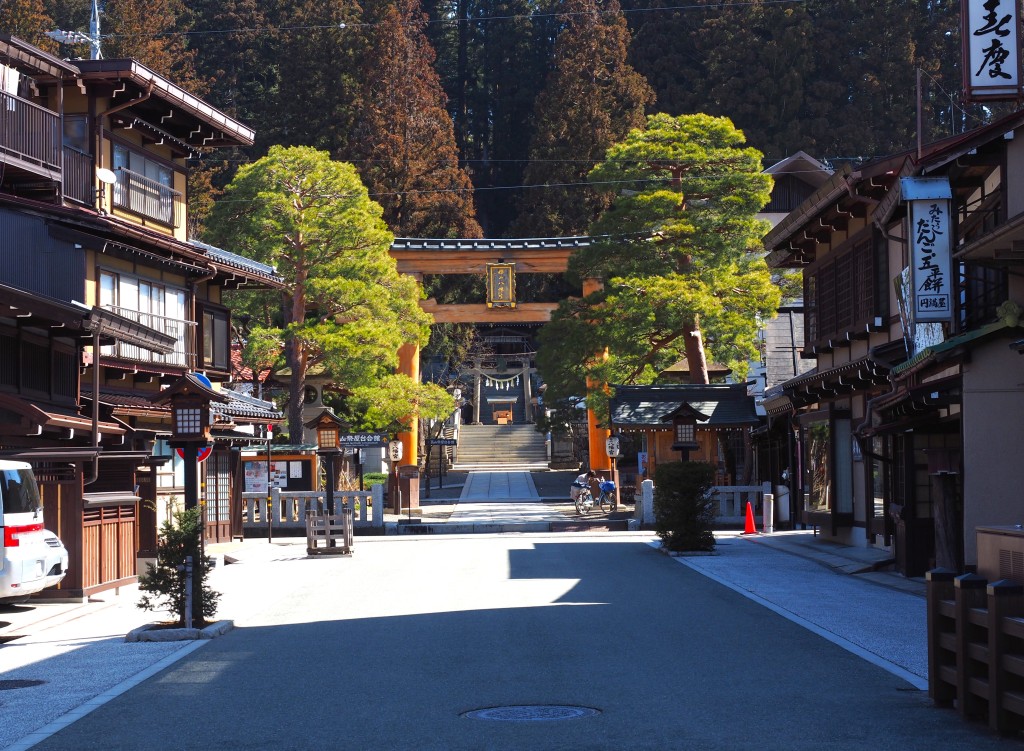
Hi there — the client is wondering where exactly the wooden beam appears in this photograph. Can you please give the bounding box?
[393,247,572,274]
[421,300,557,323]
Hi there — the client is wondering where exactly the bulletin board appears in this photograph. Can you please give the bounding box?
[243,455,315,493]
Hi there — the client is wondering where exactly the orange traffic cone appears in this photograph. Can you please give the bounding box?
[743,501,757,535]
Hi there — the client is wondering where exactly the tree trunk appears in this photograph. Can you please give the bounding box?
[286,335,305,443]
[683,317,710,385]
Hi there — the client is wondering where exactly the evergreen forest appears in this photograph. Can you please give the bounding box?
[4,0,990,239]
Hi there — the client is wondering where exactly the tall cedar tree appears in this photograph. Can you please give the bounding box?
[102,0,202,90]
[261,0,362,158]
[538,114,780,420]
[624,0,966,164]
[205,146,433,440]
[351,0,482,238]
[512,0,653,237]
[0,0,53,48]
[424,0,557,235]
[187,0,279,234]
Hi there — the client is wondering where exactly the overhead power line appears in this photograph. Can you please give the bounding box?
[97,0,807,40]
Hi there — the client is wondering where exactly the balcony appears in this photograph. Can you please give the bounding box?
[112,167,181,228]
[0,89,61,173]
[100,306,194,369]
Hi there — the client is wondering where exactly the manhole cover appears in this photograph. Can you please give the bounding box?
[462,705,600,721]
[0,679,45,690]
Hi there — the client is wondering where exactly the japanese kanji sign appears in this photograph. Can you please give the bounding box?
[903,177,953,324]
[486,262,516,308]
[963,0,1022,101]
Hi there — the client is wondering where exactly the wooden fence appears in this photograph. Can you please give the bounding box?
[926,568,1024,735]
[242,485,384,534]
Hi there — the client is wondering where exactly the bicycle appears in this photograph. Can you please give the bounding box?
[572,483,594,514]
[597,480,617,513]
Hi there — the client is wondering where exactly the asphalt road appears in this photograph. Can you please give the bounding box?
[24,534,1009,751]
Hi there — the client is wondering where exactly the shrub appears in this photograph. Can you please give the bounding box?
[653,461,716,553]
[363,472,388,488]
[138,507,220,627]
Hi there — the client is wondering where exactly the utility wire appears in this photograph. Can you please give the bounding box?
[95,0,807,40]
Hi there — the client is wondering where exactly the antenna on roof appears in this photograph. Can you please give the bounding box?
[45,0,102,60]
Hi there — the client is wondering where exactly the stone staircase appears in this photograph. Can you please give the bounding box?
[453,424,549,471]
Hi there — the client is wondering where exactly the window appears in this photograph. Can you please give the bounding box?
[801,413,853,516]
[112,143,179,226]
[805,229,882,347]
[201,307,230,372]
[99,269,190,366]
[63,115,90,154]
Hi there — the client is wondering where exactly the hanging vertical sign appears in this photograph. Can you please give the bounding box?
[486,262,516,308]
[902,177,954,324]
[962,0,1023,102]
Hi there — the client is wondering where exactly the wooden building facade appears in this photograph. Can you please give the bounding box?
[763,108,1024,576]
[0,35,283,599]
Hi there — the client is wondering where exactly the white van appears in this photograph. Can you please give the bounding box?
[0,460,68,603]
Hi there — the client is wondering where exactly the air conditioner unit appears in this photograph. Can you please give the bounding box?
[977,526,1024,583]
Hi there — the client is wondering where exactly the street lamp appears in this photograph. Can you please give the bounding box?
[151,373,226,511]
[305,409,347,515]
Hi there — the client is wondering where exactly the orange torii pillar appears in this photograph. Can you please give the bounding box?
[396,340,420,509]
[584,277,612,473]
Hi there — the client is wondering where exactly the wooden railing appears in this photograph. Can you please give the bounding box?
[0,90,60,170]
[242,486,385,533]
[926,568,1024,735]
[113,167,181,227]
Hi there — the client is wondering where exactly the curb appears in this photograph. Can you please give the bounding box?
[125,619,235,642]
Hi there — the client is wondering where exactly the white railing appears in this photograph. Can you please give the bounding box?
[102,305,193,367]
[708,483,771,522]
[242,486,385,532]
[634,480,773,528]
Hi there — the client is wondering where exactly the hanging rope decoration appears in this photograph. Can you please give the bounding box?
[485,375,520,390]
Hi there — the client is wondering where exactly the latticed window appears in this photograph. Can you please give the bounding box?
[805,230,882,347]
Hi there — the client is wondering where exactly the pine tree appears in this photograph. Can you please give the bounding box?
[539,114,780,419]
[512,0,652,237]
[350,0,482,238]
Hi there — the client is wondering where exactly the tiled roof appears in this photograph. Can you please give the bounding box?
[391,236,595,251]
[188,240,283,284]
[609,383,759,429]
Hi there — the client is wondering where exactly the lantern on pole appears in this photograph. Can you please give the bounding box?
[305,409,347,515]
[150,373,226,511]
[388,439,404,513]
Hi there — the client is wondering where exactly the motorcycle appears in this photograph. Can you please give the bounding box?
[571,480,594,514]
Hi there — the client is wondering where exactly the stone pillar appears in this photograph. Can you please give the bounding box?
[473,361,482,424]
[523,365,533,423]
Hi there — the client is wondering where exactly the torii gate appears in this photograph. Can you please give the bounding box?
[389,236,611,478]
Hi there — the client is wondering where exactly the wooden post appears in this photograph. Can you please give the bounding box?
[926,568,958,706]
[954,573,989,720]
[987,579,1024,734]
